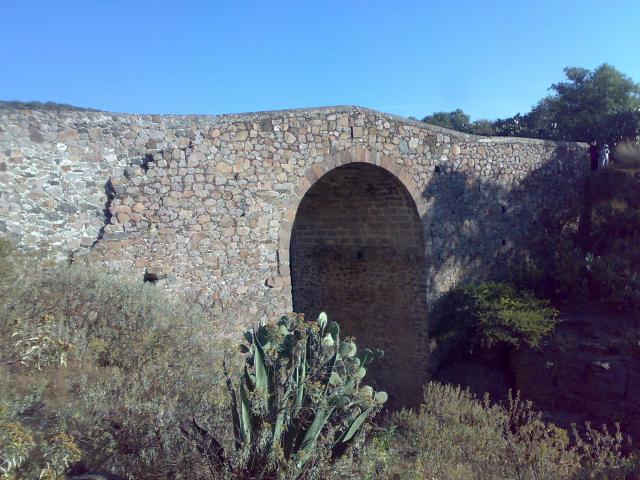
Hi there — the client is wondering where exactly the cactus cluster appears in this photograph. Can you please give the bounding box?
[187,312,386,478]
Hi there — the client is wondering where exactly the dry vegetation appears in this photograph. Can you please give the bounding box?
[0,239,638,479]
[388,384,637,479]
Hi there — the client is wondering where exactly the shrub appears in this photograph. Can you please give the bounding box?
[0,383,83,479]
[0,241,387,479]
[2,240,638,479]
[432,282,558,353]
[0,242,230,478]
[391,382,638,480]
[183,313,388,479]
[0,408,35,477]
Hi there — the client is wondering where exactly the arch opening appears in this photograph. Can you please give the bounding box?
[290,162,428,406]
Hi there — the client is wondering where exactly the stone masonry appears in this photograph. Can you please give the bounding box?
[290,162,427,403]
[0,104,590,404]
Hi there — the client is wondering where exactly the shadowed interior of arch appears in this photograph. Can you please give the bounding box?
[290,162,428,406]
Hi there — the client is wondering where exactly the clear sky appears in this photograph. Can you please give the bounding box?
[2,0,639,120]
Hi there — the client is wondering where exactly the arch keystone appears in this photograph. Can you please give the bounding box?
[337,149,351,166]
[353,145,366,162]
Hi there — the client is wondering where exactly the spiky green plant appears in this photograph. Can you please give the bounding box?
[185,312,386,478]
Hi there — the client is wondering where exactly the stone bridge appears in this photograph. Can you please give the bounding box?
[0,104,589,404]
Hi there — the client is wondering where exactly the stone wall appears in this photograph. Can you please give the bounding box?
[0,104,590,403]
[0,107,134,252]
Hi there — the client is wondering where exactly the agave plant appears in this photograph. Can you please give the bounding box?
[185,312,386,478]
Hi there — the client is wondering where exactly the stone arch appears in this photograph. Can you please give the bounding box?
[277,146,426,279]
[281,147,429,406]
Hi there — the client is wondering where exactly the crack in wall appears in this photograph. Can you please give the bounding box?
[92,177,115,246]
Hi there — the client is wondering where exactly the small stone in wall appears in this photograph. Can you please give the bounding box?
[29,126,46,143]
[116,213,130,223]
[234,130,249,142]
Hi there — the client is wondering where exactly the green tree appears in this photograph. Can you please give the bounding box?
[532,64,640,142]
[422,109,471,132]
[422,110,499,136]
[468,119,496,136]
[491,113,535,137]
[420,64,640,144]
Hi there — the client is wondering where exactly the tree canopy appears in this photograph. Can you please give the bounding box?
[422,64,640,145]
[422,109,498,136]
[531,64,640,142]
[422,109,471,131]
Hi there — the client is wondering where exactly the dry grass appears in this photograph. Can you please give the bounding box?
[1,238,638,479]
[384,383,639,480]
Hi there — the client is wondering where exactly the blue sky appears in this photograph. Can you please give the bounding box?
[2,1,639,120]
